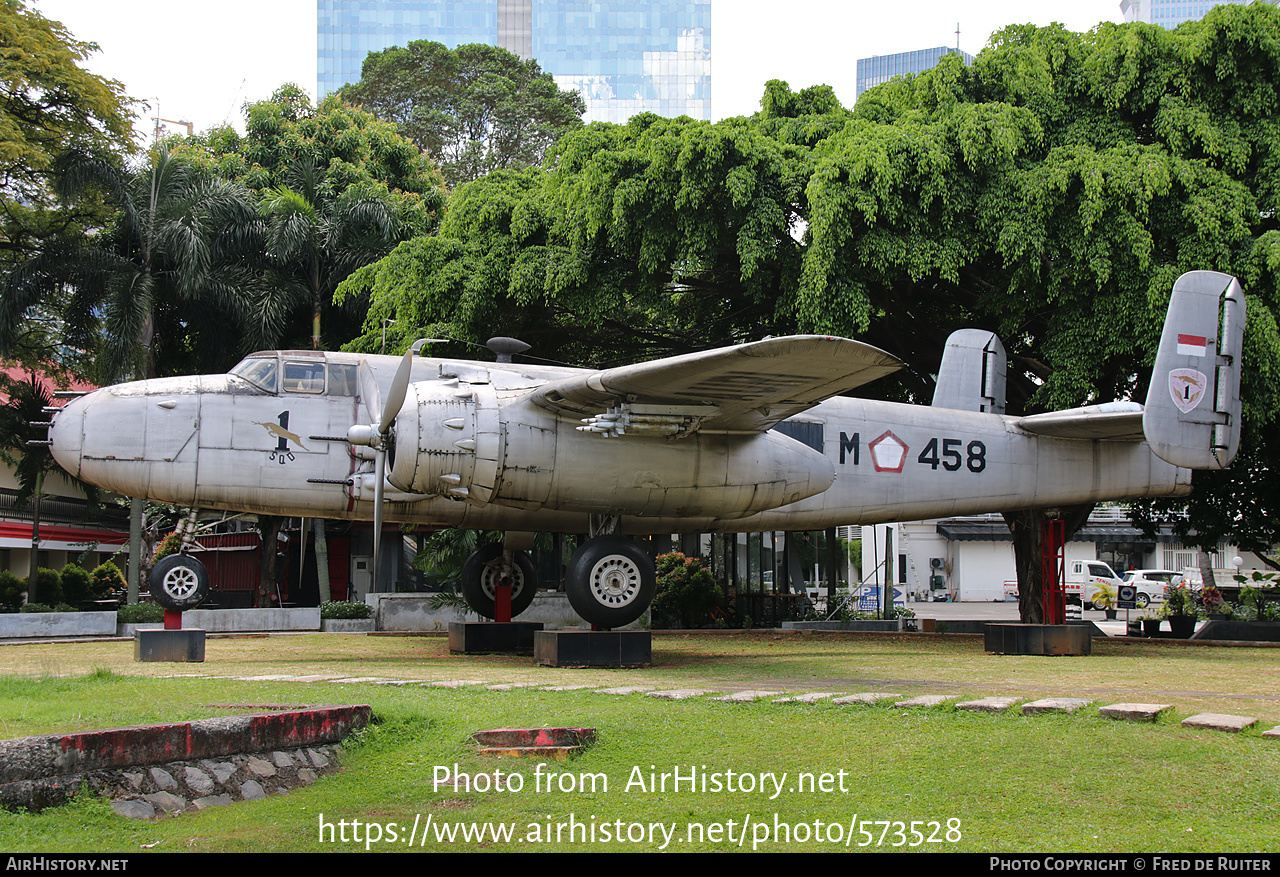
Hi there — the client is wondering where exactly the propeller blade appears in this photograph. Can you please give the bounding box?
[380,347,414,435]
[371,446,385,593]
[358,360,382,427]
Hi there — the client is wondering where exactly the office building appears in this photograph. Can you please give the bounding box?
[317,1,712,123]
[1120,0,1278,27]
[855,46,973,100]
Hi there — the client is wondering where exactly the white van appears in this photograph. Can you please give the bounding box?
[1067,560,1125,609]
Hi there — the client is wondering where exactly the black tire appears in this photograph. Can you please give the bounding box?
[565,535,656,628]
[149,554,210,612]
[460,544,537,620]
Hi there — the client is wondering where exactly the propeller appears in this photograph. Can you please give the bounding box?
[349,345,416,594]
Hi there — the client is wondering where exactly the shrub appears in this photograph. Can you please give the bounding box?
[320,600,373,620]
[32,567,62,605]
[0,570,26,612]
[59,563,93,603]
[116,602,164,623]
[652,552,721,629]
[90,563,127,599]
[20,602,54,613]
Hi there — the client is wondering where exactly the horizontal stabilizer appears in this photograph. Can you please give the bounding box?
[1017,402,1145,441]
[1142,271,1245,470]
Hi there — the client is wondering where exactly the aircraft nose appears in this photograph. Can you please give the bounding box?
[48,391,88,478]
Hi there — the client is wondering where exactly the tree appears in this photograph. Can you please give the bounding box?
[3,148,263,383]
[338,41,585,189]
[0,0,133,369]
[179,87,446,351]
[340,9,1280,623]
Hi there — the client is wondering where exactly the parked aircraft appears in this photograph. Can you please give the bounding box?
[47,271,1245,627]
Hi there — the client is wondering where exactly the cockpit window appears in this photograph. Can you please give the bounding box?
[283,361,325,394]
[329,363,358,396]
[230,357,278,393]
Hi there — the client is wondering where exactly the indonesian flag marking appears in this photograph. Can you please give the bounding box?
[1176,334,1208,357]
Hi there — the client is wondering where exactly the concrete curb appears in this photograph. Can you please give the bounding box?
[0,704,372,813]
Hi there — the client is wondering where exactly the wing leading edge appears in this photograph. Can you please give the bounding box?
[533,335,903,435]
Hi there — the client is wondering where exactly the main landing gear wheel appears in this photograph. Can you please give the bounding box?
[149,554,210,612]
[565,535,656,629]
[460,544,538,620]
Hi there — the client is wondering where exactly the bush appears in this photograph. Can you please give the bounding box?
[116,603,164,624]
[90,563,127,600]
[320,600,373,620]
[652,552,721,629]
[60,563,93,603]
[0,570,26,613]
[32,567,62,605]
[20,602,54,613]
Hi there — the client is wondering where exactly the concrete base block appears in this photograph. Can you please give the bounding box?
[533,630,651,667]
[448,621,544,653]
[984,623,1092,656]
[134,628,206,662]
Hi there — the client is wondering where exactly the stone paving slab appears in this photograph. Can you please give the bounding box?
[424,680,488,688]
[593,686,653,695]
[1021,698,1092,715]
[956,696,1021,713]
[831,693,901,705]
[713,690,783,703]
[1099,703,1173,722]
[1181,713,1257,733]
[541,685,598,692]
[647,689,715,700]
[774,692,839,704]
[1262,725,1280,739]
[487,683,542,690]
[894,695,958,708]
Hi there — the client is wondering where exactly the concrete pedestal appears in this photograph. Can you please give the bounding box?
[448,621,544,654]
[533,630,651,667]
[134,628,206,662]
[983,623,1091,656]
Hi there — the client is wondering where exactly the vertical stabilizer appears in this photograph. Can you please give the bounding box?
[1143,271,1245,469]
[932,329,1007,413]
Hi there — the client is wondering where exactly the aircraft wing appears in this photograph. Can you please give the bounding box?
[533,335,902,435]
[1016,403,1146,441]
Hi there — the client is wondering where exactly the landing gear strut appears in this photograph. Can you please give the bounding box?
[460,544,537,620]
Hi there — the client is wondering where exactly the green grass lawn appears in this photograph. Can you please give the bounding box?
[0,631,1277,853]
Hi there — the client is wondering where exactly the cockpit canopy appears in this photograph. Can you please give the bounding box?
[229,353,358,396]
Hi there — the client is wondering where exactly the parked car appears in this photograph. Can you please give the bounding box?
[1066,560,1125,609]
[1120,569,1183,608]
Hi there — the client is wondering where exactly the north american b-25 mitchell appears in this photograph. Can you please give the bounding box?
[48,271,1245,627]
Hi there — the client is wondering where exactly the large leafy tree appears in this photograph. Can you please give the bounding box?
[341,8,1280,622]
[0,0,133,369]
[338,41,585,189]
[180,86,446,351]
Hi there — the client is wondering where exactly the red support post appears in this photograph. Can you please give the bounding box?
[163,609,182,630]
[1042,518,1066,625]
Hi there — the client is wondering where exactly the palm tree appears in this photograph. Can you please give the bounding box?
[259,158,402,350]
[2,148,263,382]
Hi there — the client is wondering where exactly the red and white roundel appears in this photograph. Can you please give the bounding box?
[868,430,909,473]
[1169,368,1207,414]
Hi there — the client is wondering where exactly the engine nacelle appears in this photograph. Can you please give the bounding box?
[386,372,836,518]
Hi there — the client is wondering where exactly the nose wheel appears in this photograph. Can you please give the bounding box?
[566,535,655,628]
[149,554,211,612]
[460,544,538,620]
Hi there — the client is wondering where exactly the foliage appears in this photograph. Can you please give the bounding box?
[411,529,495,588]
[1162,583,1197,618]
[651,552,721,629]
[0,569,25,612]
[0,0,134,370]
[178,87,446,351]
[1093,581,1117,611]
[338,41,585,189]
[151,532,182,563]
[58,563,91,603]
[115,601,163,624]
[88,563,126,600]
[0,373,98,520]
[319,600,373,620]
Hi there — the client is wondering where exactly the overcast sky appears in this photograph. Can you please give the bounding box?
[35,0,1124,139]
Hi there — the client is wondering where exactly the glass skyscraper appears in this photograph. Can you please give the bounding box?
[855,46,973,100]
[1120,0,1278,27]
[317,0,712,123]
